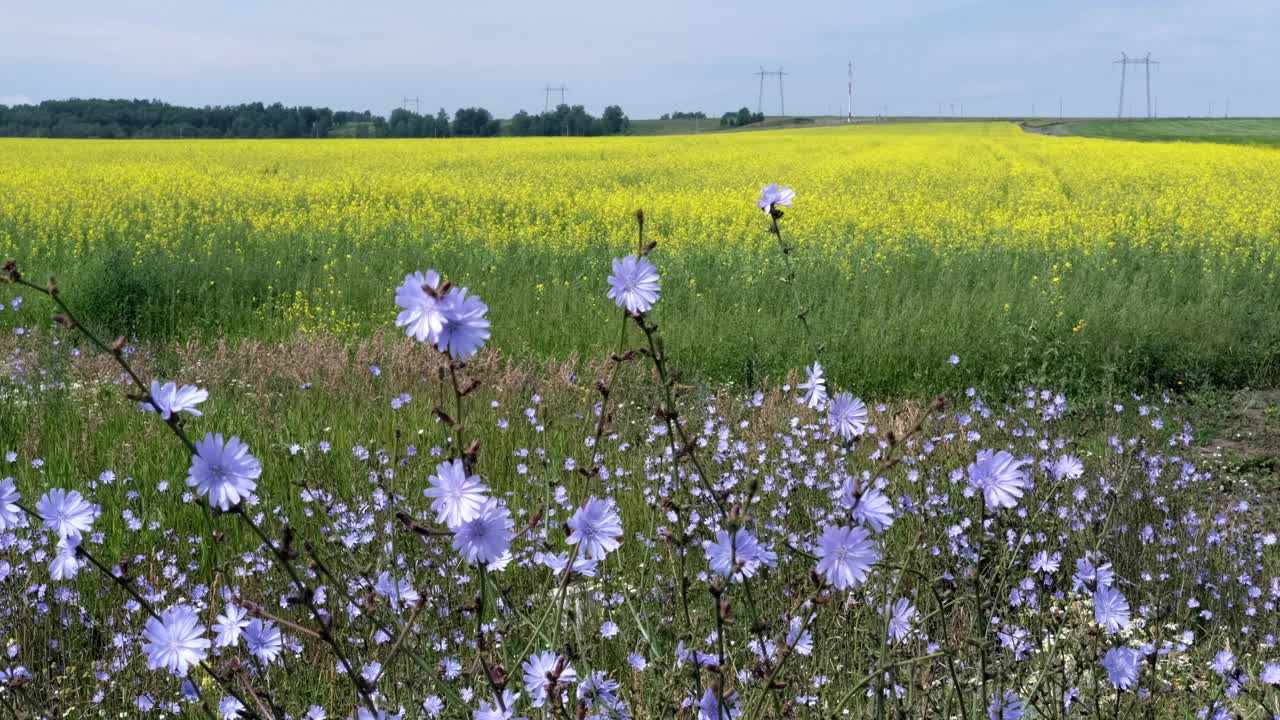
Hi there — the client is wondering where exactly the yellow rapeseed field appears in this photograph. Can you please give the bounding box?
[2,121,1279,392]
[2,122,1278,261]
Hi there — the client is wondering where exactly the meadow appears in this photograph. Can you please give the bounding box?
[1039,117,1280,147]
[4,122,1280,720]
[3,122,1280,396]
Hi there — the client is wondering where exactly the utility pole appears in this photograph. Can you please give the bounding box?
[401,97,421,115]
[1144,52,1152,118]
[1059,97,1063,119]
[1117,52,1127,118]
[778,67,787,116]
[847,60,854,123]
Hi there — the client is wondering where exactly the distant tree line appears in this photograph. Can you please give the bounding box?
[507,104,628,137]
[386,108,453,138]
[660,111,708,120]
[720,107,765,128]
[0,99,369,139]
[0,98,632,139]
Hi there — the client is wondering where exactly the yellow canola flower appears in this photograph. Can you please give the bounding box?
[0,122,1277,335]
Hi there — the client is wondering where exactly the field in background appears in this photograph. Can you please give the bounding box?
[3,121,1280,397]
[630,116,1036,135]
[628,115,852,135]
[1027,117,1280,146]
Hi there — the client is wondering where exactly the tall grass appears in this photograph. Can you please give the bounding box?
[7,239,1280,399]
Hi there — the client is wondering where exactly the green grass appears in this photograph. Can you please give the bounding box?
[1029,117,1280,146]
[626,118,721,135]
[327,121,384,138]
[629,116,1053,137]
[0,329,1238,576]
[13,238,1280,401]
[3,321,1269,715]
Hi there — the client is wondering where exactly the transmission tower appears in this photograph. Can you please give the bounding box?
[1114,52,1158,118]
[847,60,854,122]
[401,97,421,115]
[778,67,788,115]
[752,67,789,116]
[543,85,568,112]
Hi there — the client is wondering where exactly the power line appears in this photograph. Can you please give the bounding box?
[542,84,568,111]
[753,67,789,116]
[1114,52,1159,119]
[847,60,854,123]
[779,67,788,116]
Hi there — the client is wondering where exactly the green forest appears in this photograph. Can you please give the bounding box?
[0,98,634,139]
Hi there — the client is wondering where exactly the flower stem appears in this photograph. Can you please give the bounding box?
[768,211,823,361]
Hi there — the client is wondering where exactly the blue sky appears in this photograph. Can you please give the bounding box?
[2,0,1276,119]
